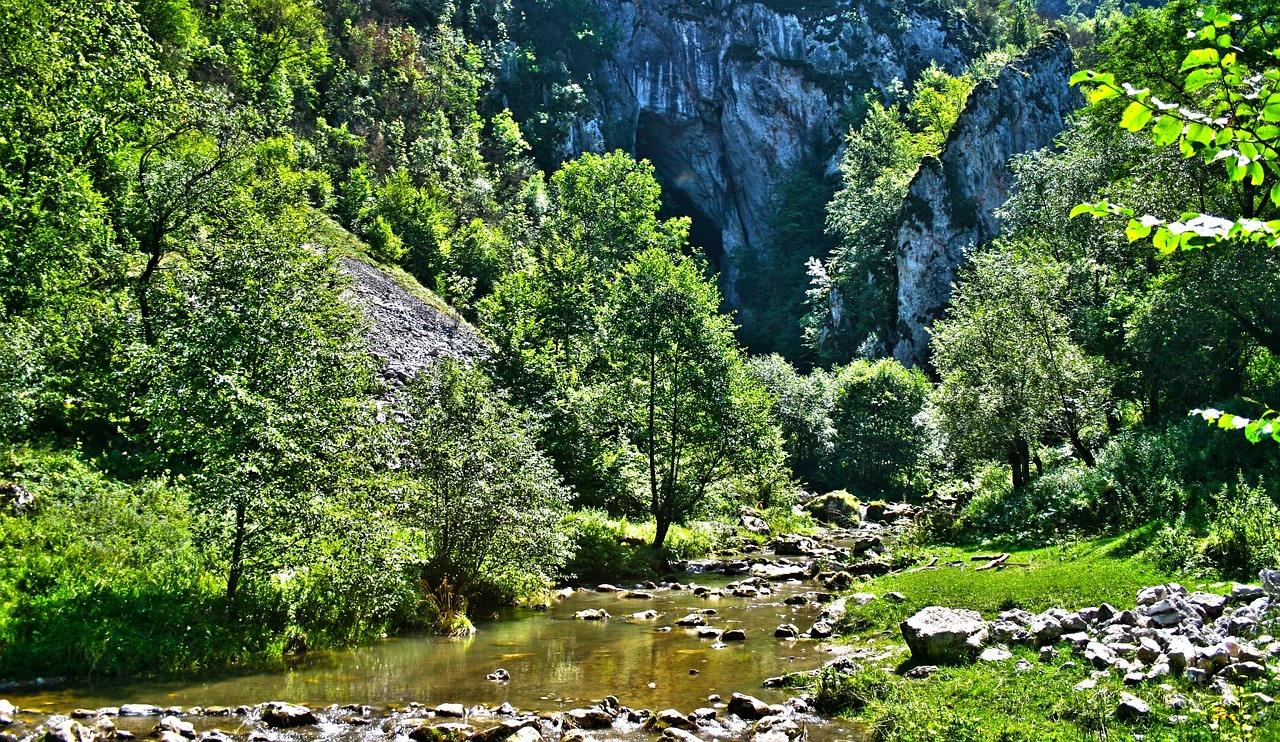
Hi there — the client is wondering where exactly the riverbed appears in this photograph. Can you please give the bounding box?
[2,569,871,742]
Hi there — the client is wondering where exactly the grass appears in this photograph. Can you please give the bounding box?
[838,538,1190,633]
[797,535,1280,740]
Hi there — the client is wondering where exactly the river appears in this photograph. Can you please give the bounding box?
[1,568,871,742]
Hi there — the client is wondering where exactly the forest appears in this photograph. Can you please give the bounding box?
[1,0,1279,737]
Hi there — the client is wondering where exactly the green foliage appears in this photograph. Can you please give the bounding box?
[393,360,571,606]
[137,210,377,603]
[829,359,930,500]
[931,245,1111,488]
[748,355,837,490]
[601,248,784,548]
[1202,478,1280,580]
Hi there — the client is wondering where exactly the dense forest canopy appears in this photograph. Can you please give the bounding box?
[0,0,1278,712]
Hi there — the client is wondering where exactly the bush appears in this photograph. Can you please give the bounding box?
[1202,479,1280,580]
[829,359,929,501]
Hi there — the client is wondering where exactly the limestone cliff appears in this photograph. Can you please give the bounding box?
[572,0,979,304]
[893,31,1080,367]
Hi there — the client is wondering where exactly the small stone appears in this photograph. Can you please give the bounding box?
[1123,672,1145,686]
[677,614,707,627]
[978,646,1012,662]
[774,623,799,638]
[487,668,511,682]
[722,629,746,641]
[575,609,610,621]
[1073,679,1097,692]
[661,729,701,742]
[121,705,161,717]
[1014,658,1034,672]
[903,665,937,679]
[1038,646,1056,663]
[1116,694,1150,720]
[565,709,613,730]
[436,704,466,718]
[644,710,697,732]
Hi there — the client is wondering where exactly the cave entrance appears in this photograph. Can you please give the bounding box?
[634,112,725,271]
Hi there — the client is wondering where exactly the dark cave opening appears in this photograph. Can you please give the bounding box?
[634,113,725,272]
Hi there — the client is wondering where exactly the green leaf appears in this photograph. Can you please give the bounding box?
[1270,181,1280,207]
[1120,102,1154,132]
[1088,86,1121,104]
[1181,47,1221,71]
[1151,115,1182,146]
[1125,219,1153,241]
[1185,67,1222,92]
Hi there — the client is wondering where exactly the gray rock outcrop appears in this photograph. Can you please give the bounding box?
[893,31,1080,367]
[571,0,975,306]
[340,258,490,384]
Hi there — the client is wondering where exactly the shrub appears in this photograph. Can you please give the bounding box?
[1202,479,1280,580]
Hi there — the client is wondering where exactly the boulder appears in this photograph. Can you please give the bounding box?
[41,721,94,742]
[565,709,613,730]
[978,646,1012,662]
[740,515,771,535]
[1115,694,1150,720]
[727,694,772,720]
[774,623,799,638]
[644,710,696,732]
[771,536,818,557]
[901,607,988,663]
[722,629,747,641]
[261,703,318,728]
[436,704,466,718]
[156,717,196,739]
[473,720,540,742]
[803,492,860,526]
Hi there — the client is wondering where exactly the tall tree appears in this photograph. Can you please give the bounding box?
[601,248,780,549]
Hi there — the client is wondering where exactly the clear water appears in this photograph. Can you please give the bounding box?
[3,575,868,740]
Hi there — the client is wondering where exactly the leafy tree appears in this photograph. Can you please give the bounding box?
[392,360,571,601]
[137,211,376,605]
[829,359,930,500]
[1072,3,1280,441]
[931,246,1111,488]
[601,249,780,549]
[748,355,837,490]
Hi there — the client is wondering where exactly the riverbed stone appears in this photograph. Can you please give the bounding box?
[42,721,94,742]
[644,710,697,732]
[727,694,772,720]
[559,731,598,742]
[565,709,613,730]
[157,716,196,739]
[677,614,707,627]
[660,729,701,742]
[474,718,538,742]
[574,609,609,621]
[409,723,476,742]
[261,703,318,728]
[722,629,746,641]
[436,704,466,718]
[749,716,804,742]
[121,705,162,717]
[0,703,14,717]
[774,623,799,638]
[901,607,988,663]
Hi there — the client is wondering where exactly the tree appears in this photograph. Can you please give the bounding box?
[1071,3,1280,441]
[137,211,376,605]
[601,249,780,550]
[392,360,570,602]
[829,359,930,500]
[931,246,1111,488]
[748,355,837,490]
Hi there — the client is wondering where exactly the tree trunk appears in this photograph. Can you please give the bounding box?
[226,501,247,607]
[652,515,671,550]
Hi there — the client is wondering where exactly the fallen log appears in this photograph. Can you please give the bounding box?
[975,553,1010,571]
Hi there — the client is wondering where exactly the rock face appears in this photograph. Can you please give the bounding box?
[901,606,988,663]
[341,257,490,384]
[573,0,975,305]
[893,31,1080,367]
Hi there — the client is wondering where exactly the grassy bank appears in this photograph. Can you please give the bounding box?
[800,538,1279,741]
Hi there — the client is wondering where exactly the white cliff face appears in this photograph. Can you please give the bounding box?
[892,31,1080,368]
[571,0,972,305]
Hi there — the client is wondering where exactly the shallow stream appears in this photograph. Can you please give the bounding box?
[2,572,869,741]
